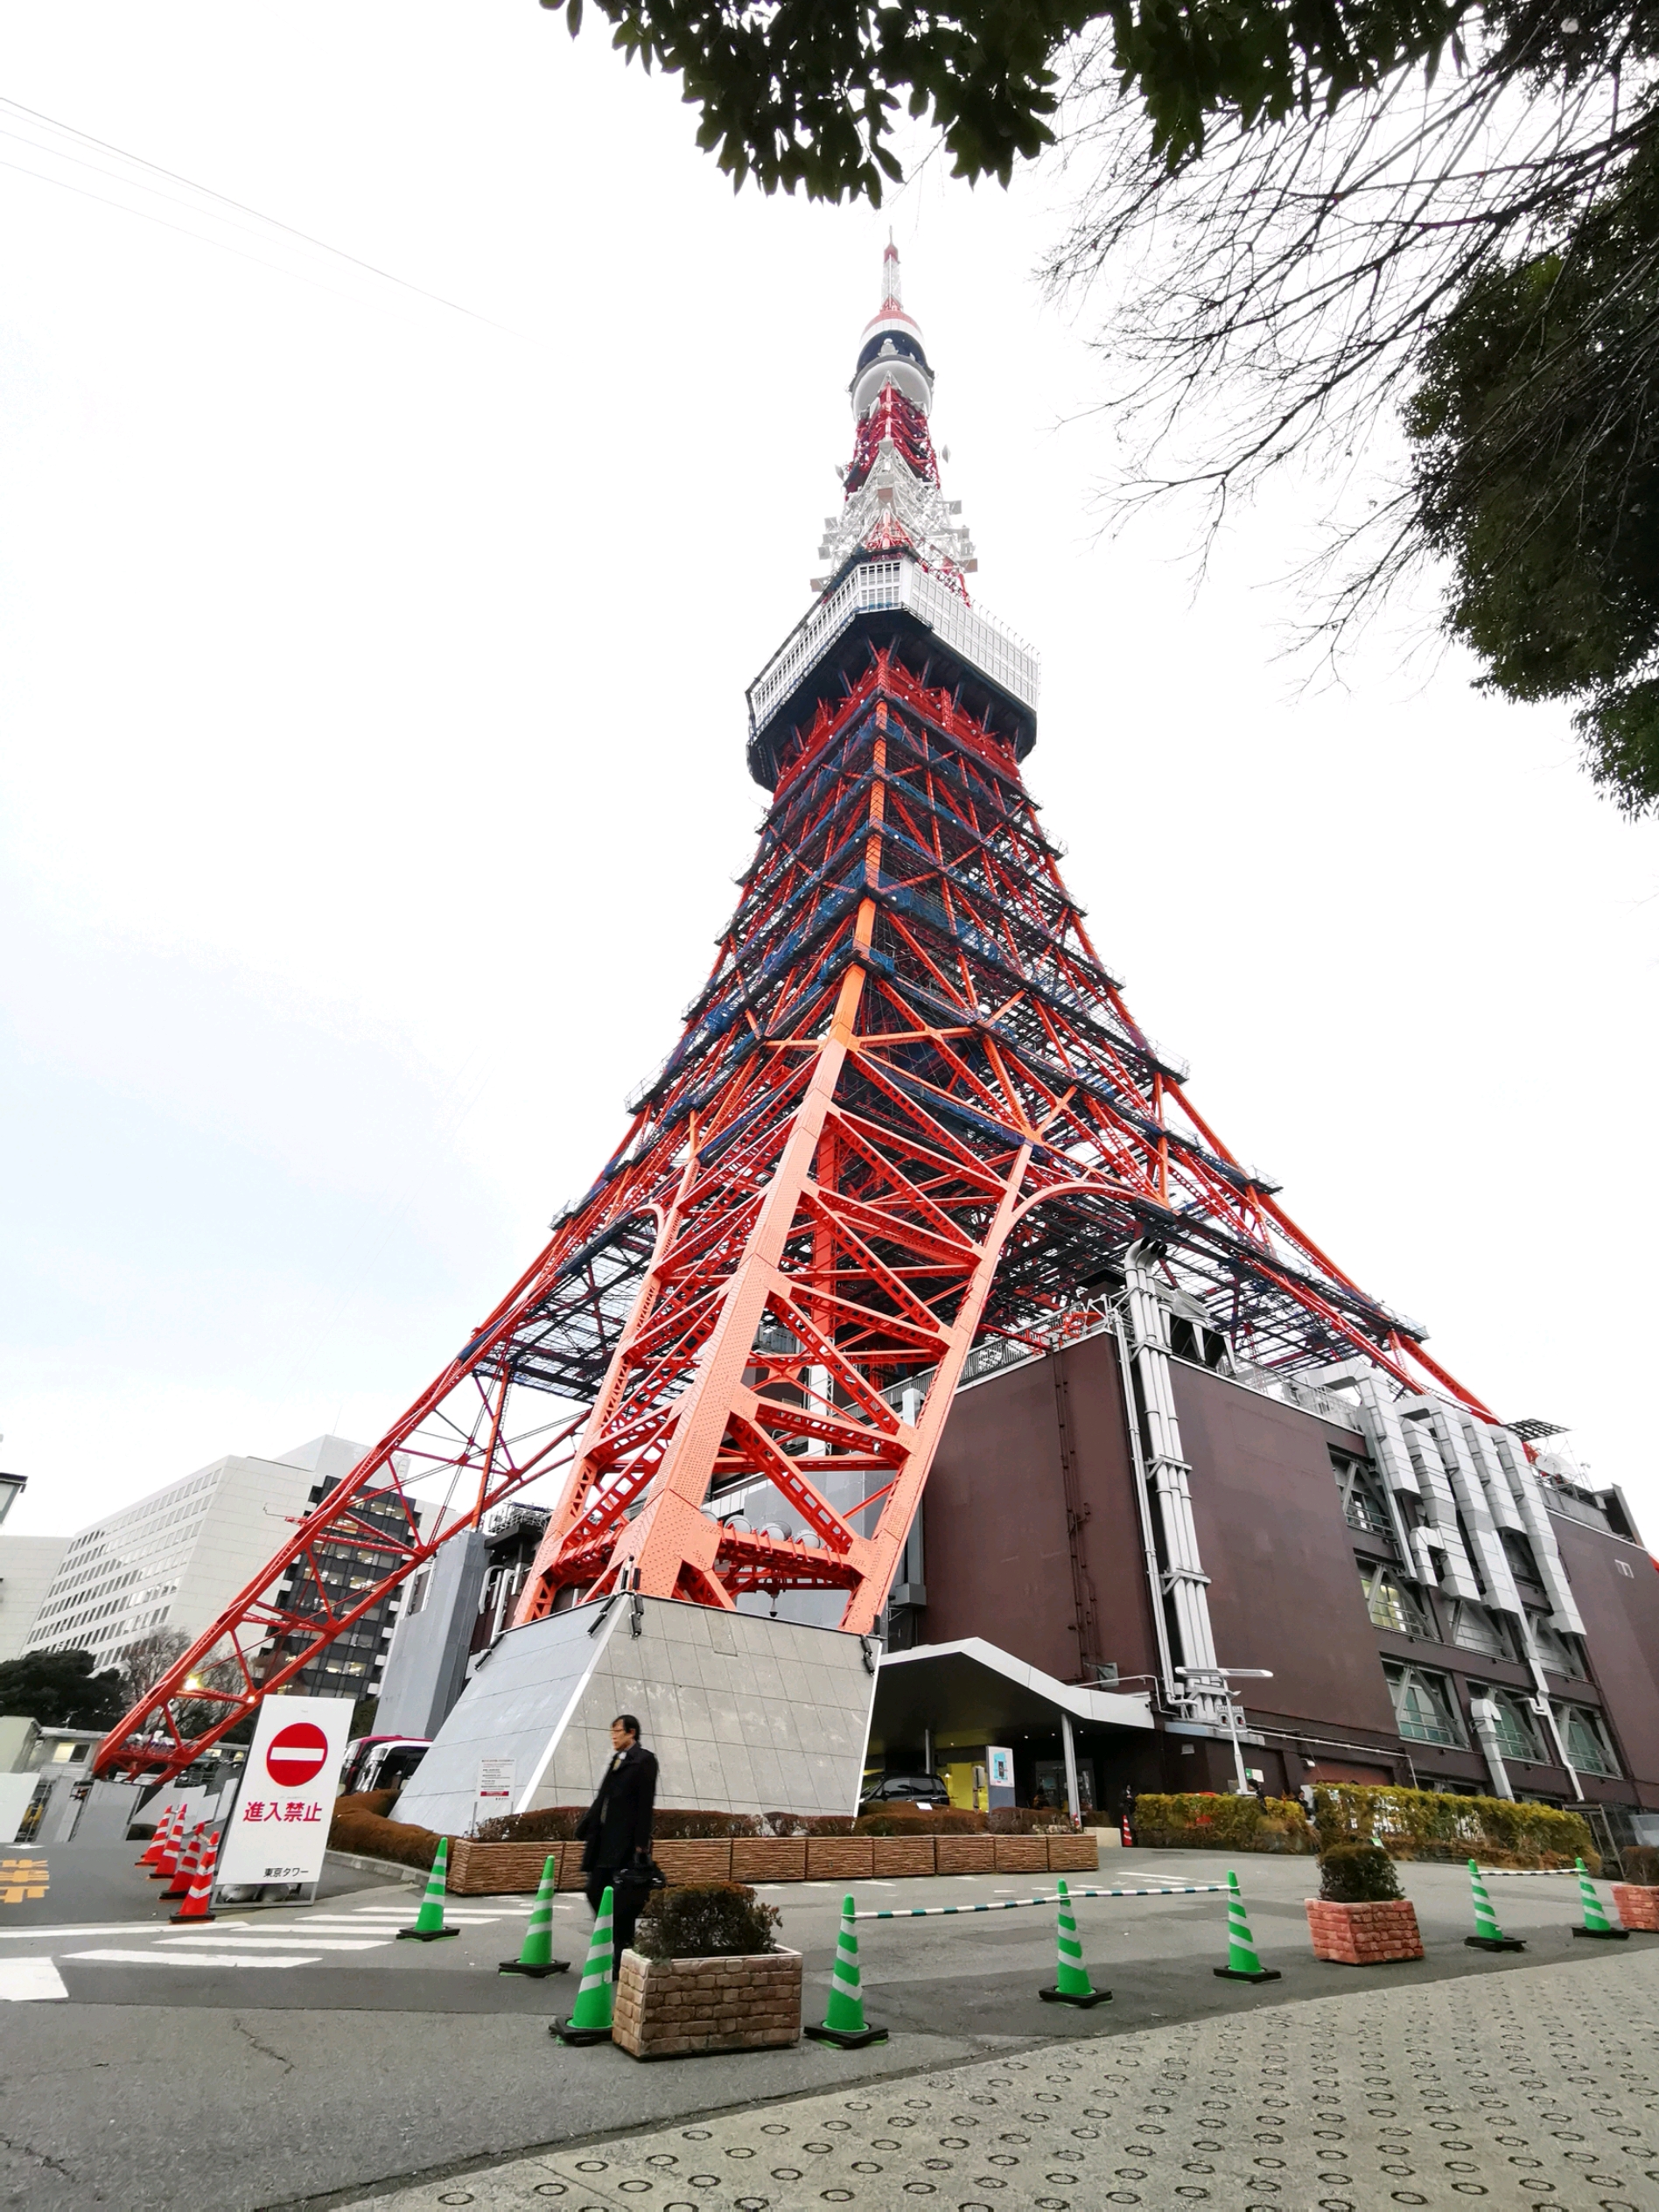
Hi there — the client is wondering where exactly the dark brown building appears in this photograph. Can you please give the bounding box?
[869,1293,1659,1856]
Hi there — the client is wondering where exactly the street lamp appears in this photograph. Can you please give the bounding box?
[1176,1666,1275,1793]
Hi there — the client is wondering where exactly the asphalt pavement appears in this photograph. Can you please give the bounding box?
[0,1843,1651,2210]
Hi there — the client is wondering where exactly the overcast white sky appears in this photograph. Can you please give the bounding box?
[3,3,1655,1550]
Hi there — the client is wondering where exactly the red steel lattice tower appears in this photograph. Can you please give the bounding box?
[96,247,1489,1781]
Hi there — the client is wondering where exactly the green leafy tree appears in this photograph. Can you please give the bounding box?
[0,1648,128,1731]
[1406,147,1659,813]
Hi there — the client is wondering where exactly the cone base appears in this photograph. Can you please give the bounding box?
[170,1909,215,1924]
[396,1927,461,1942]
[499,1958,570,1976]
[1465,1935,1526,1951]
[1039,1984,1112,2007]
[804,2023,888,2048]
[1572,1926,1628,1940]
[1213,1965,1281,1982]
[552,2021,613,2045]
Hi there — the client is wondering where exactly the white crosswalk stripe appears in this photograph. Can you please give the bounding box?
[159,1934,387,1950]
[67,1949,323,1969]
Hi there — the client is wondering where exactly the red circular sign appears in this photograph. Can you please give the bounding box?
[266,1721,330,1788]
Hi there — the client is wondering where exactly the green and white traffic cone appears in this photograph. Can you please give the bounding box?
[1572,1855,1628,1942]
[396,1837,460,1941]
[1039,1877,1111,2008]
[1464,1858,1526,1951]
[804,1894,887,2048]
[1213,1868,1282,1983]
[500,1855,570,1977]
[553,1884,617,2044]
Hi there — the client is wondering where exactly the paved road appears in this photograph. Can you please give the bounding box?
[0,1845,1648,2209]
[343,1946,1659,2212]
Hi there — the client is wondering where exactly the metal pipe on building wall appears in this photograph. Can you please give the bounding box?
[1110,1305,1179,1712]
[1123,1246,1223,1720]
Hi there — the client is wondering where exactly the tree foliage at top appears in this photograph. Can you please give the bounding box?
[537,0,1470,201]
[552,0,1659,811]
[0,1648,127,1731]
[1405,146,1659,813]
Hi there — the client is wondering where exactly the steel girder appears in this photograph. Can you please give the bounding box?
[93,643,1488,1782]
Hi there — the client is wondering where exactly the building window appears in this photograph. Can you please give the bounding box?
[1333,1453,1392,1537]
[1527,1614,1586,1679]
[1384,1662,1465,1746]
[1447,1600,1514,1661]
[1475,1688,1543,1762]
[1556,1703,1620,1779]
[1362,1565,1433,1639]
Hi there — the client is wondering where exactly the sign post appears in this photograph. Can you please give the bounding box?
[986,1745,1015,1811]
[474,1757,514,1837]
[214,1698,354,1908]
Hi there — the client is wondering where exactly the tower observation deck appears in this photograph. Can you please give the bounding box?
[95,248,1504,1784]
[747,243,1037,788]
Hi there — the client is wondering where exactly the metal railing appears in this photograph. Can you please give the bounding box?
[747,556,1040,739]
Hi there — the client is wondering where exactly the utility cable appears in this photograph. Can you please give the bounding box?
[0,92,507,330]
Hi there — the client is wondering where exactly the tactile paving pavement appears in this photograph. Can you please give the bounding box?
[344,1950,1659,2212]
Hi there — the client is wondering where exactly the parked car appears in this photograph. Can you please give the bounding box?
[860,1773,949,1809]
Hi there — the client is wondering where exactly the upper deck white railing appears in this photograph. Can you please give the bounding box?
[747,556,1040,739]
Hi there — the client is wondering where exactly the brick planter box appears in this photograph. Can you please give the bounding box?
[872,1836,935,1879]
[732,1837,808,1885]
[654,1840,733,1886]
[936,1835,997,1875]
[993,1835,1047,1874]
[446,1839,563,1896]
[1046,1833,1100,1874]
[1306,1897,1424,1965]
[806,1837,874,1882]
[1613,1883,1659,1931]
[612,1945,802,2059]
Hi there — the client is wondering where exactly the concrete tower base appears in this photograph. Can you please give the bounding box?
[391,1593,881,1836]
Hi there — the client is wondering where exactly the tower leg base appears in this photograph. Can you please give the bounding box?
[1464,1935,1526,1951]
[499,1958,570,1976]
[1039,1985,1112,2007]
[551,2022,613,2045]
[804,2024,888,2048]
[1572,1926,1629,1941]
[396,1928,461,1942]
[1213,1965,1281,1982]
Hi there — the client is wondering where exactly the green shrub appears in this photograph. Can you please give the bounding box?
[328,1788,449,1872]
[764,1812,857,1837]
[633,1881,781,1960]
[987,1807,1072,1835]
[1312,1785,1596,1870]
[854,1807,986,1835]
[1130,1793,1318,1853]
[1620,1844,1659,1885]
[651,1810,764,1839]
[1319,1842,1404,1903]
[474,1805,585,1844]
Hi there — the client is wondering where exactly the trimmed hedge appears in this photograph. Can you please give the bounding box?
[1320,1842,1404,1902]
[1130,1793,1317,1853]
[634,1881,781,1959]
[1313,1784,1596,1870]
[854,1808,987,1836]
[328,1788,450,1872]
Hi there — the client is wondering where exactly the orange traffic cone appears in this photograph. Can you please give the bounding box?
[137,1802,178,1869]
[163,1824,203,1900]
[150,1806,186,1880]
[170,1830,220,1923]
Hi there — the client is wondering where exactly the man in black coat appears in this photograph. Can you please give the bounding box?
[576,1713,658,1976]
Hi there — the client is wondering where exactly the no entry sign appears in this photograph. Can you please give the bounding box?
[266,1722,330,1788]
[216,1695,353,1894]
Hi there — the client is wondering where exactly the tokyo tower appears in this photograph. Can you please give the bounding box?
[98,246,1491,1782]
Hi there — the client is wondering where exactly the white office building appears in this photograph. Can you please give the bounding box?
[0,1536,72,1663]
[22,1435,375,1680]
